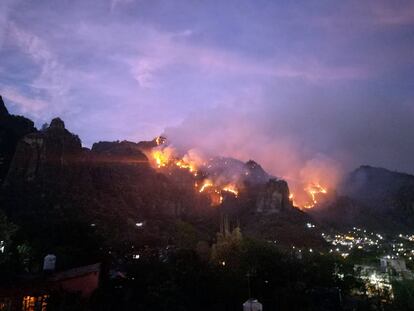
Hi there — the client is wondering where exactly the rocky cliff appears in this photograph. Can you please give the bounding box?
[0,96,36,183]
[256,178,291,213]
[0,97,323,256]
[310,166,414,232]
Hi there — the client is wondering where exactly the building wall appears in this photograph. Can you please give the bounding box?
[57,272,99,298]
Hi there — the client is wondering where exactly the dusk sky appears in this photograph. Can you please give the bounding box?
[0,0,413,180]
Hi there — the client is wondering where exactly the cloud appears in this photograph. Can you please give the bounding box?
[0,0,412,177]
[370,1,414,26]
[127,32,370,90]
[110,0,135,12]
[0,87,48,117]
[163,99,344,206]
[5,23,71,115]
[0,0,17,49]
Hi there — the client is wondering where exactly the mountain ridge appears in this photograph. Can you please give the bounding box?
[0,97,324,270]
[310,165,414,233]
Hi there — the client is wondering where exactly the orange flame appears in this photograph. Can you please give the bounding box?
[150,146,240,206]
[152,149,170,168]
[222,184,238,197]
[175,159,196,173]
[199,180,214,193]
[289,193,299,207]
[289,183,328,209]
[302,183,328,209]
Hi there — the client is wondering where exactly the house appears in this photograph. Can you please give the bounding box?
[0,263,100,311]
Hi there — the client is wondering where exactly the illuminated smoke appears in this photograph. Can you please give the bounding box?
[163,105,343,210]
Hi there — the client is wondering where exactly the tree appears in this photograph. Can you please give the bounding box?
[0,210,17,264]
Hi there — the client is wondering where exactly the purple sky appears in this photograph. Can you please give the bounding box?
[0,0,413,179]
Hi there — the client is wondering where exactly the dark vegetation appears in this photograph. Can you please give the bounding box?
[1,96,414,310]
[311,166,414,233]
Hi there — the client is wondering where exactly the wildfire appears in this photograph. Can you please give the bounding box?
[151,144,330,210]
[149,143,240,206]
[289,193,298,207]
[199,180,214,193]
[289,183,328,209]
[152,149,170,168]
[303,183,328,209]
[155,136,166,146]
[222,184,238,197]
[150,146,198,176]
[198,180,237,206]
[199,180,238,198]
[175,159,196,173]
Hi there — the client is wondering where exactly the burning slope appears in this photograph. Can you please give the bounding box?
[148,142,239,206]
[149,136,335,210]
[222,184,238,197]
[305,183,327,207]
[149,137,332,211]
[289,183,329,210]
[302,183,328,209]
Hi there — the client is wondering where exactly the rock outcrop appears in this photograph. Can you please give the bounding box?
[256,179,291,213]
[0,96,36,183]
[244,160,271,185]
[92,140,148,162]
[0,96,9,116]
[310,166,414,233]
[5,117,82,184]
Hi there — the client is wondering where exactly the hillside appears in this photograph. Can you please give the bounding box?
[310,166,414,233]
[0,98,323,270]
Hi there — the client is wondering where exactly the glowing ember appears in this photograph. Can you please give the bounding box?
[210,190,223,206]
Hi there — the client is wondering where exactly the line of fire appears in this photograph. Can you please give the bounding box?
[149,136,328,210]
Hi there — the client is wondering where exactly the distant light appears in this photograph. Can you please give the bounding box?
[309,248,313,253]
[136,222,144,227]
[90,223,96,227]
[133,254,140,259]
[221,261,226,266]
